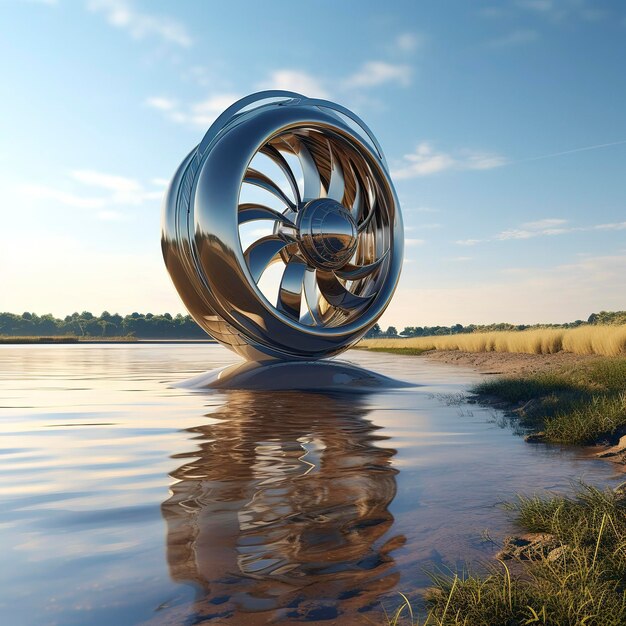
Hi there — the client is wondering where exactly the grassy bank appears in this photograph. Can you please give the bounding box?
[362,325,626,357]
[406,483,626,626]
[359,346,432,356]
[474,357,626,445]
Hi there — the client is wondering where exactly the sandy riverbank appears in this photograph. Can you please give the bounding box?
[422,349,602,377]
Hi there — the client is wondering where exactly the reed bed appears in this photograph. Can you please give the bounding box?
[361,325,626,357]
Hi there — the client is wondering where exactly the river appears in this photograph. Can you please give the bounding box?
[0,344,619,625]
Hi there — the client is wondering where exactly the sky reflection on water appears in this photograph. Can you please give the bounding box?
[0,345,621,625]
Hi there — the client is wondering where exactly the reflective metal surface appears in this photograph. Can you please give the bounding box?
[162,91,404,360]
[177,358,415,392]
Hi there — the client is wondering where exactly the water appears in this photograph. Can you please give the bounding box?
[0,345,620,625]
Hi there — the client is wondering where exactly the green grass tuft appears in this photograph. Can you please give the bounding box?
[473,358,626,444]
[358,346,433,356]
[389,484,626,625]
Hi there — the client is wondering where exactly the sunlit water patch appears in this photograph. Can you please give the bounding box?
[0,345,620,625]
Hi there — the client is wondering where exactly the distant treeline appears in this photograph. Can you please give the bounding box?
[0,311,206,339]
[365,310,626,339]
[1,310,624,340]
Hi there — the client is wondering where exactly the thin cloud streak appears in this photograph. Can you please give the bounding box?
[392,139,626,180]
[345,61,412,88]
[392,142,507,179]
[456,218,626,245]
[511,139,626,164]
[87,0,193,47]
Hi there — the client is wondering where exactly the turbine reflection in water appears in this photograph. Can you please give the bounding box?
[160,388,403,623]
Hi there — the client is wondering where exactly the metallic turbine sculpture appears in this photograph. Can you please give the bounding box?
[162,91,403,361]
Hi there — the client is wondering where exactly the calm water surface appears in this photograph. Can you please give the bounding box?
[0,345,620,625]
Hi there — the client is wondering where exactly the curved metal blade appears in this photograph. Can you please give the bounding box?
[244,235,293,283]
[299,134,332,198]
[238,203,295,226]
[326,140,345,203]
[277,258,308,320]
[334,250,388,280]
[350,168,364,222]
[355,171,377,232]
[357,200,376,233]
[244,168,296,210]
[302,268,323,325]
[283,135,323,202]
[259,145,301,206]
[316,271,375,311]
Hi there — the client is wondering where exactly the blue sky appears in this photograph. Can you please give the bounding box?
[0,0,624,327]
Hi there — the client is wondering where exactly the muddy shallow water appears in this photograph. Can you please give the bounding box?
[0,345,621,625]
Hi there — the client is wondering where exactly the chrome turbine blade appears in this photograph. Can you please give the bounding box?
[162,91,404,361]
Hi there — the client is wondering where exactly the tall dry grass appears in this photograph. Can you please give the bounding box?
[361,325,626,357]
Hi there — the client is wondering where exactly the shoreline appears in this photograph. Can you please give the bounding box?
[0,337,217,344]
[360,348,626,622]
[364,347,626,467]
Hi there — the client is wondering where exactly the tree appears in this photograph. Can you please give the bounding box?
[385,326,398,337]
[365,323,381,338]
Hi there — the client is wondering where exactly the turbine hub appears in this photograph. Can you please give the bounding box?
[296,199,358,270]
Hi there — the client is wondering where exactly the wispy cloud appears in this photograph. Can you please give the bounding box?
[186,94,242,127]
[405,238,426,246]
[495,226,569,240]
[19,184,106,209]
[147,58,413,129]
[345,61,412,88]
[394,137,626,180]
[392,142,507,179]
[482,1,609,22]
[395,138,626,181]
[87,0,193,47]
[456,239,483,246]
[146,92,241,128]
[18,170,165,216]
[71,170,163,205]
[145,96,177,112]
[590,222,626,231]
[495,217,570,240]
[521,218,568,229]
[394,33,422,53]
[515,0,608,21]
[257,69,329,98]
[456,218,626,245]
[486,29,539,47]
[147,39,416,128]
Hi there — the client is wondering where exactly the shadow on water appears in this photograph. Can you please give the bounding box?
[160,369,405,623]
